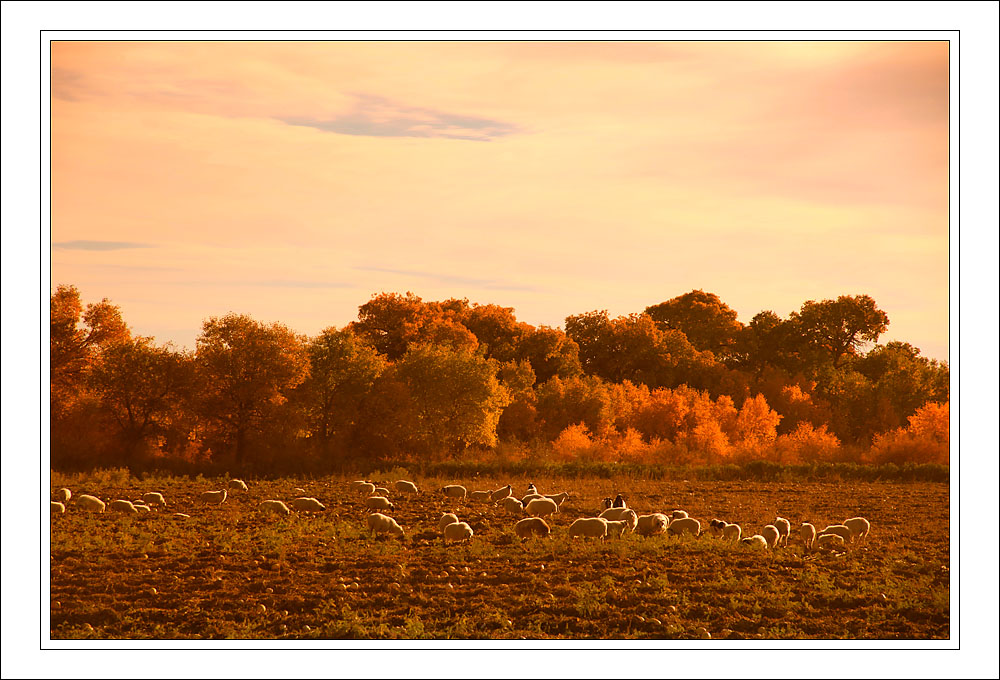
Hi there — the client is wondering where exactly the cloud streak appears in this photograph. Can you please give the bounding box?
[356,266,540,292]
[279,94,520,141]
[53,240,155,251]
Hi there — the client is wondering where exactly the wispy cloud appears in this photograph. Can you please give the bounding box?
[53,240,155,251]
[356,266,540,292]
[279,94,520,142]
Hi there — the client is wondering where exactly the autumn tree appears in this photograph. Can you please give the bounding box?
[351,291,477,360]
[194,314,309,469]
[791,294,890,369]
[854,341,950,432]
[513,325,582,383]
[535,374,614,440]
[645,289,744,363]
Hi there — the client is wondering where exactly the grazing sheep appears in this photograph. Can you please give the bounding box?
[356,482,377,496]
[569,517,609,540]
[500,497,524,514]
[51,501,65,514]
[818,524,853,543]
[367,512,405,539]
[708,518,727,536]
[668,517,701,537]
[524,497,559,519]
[443,521,474,544]
[669,509,689,521]
[228,479,249,492]
[134,504,151,513]
[373,487,391,497]
[742,535,768,549]
[469,490,493,503]
[635,513,669,536]
[394,480,419,494]
[349,480,372,491]
[514,517,551,540]
[774,517,791,547]
[799,522,817,551]
[761,524,780,548]
[438,512,460,532]
[259,500,291,515]
[599,507,638,532]
[520,493,545,506]
[442,484,467,499]
[545,491,571,507]
[605,519,629,539]
[291,497,326,512]
[77,494,105,513]
[816,533,846,552]
[843,517,871,544]
[172,512,191,519]
[611,493,627,508]
[56,488,72,503]
[365,496,395,511]
[109,499,139,514]
[200,489,227,505]
[142,492,166,507]
[490,484,513,503]
[526,483,537,495]
[723,522,742,543]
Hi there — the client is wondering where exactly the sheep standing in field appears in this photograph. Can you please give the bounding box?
[443,521,474,544]
[365,496,394,512]
[395,480,419,495]
[545,491,571,508]
[442,484,467,500]
[77,495,105,513]
[291,497,326,512]
[761,524,780,549]
[514,517,550,540]
[469,490,493,503]
[669,509,689,521]
[525,497,559,519]
[843,517,871,544]
[774,517,791,547]
[349,480,372,491]
[742,535,768,549]
[708,519,727,537]
[490,484,512,503]
[259,500,291,515]
[109,499,139,514]
[635,513,669,536]
[200,489,227,505]
[228,479,249,492]
[438,512,460,532]
[599,507,638,532]
[356,482,377,497]
[605,519,629,539]
[56,488,72,503]
[668,517,701,537]
[500,497,524,515]
[818,524,853,544]
[374,487,391,497]
[723,522,742,543]
[133,504,151,513]
[367,512,405,539]
[520,493,544,507]
[142,492,166,507]
[569,517,609,540]
[51,501,65,514]
[526,483,537,495]
[799,523,817,551]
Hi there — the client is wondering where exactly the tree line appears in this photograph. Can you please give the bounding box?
[50,285,949,473]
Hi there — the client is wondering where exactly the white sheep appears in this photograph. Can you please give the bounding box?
[514,517,550,540]
[442,484,467,499]
[603,493,627,509]
[56,488,72,503]
[742,534,768,548]
[438,512,460,532]
[373,487,391,497]
[134,504,152,513]
[569,517,609,540]
[774,516,791,547]
[816,533,846,552]
[51,501,65,514]
[365,495,395,511]
[668,517,701,537]
[526,483,538,495]
[395,480,419,494]
[109,499,139,514]
[599,507,638,532]
[142,492,166,507]
[490,484,512,503]
[499,497,524,514]
[635,513,669,536]
[443,521,474,544]
[520,493,545,506]
[469,490,492,503]
[843,517,871,544]
[77,494,105,513]
[349,480,371,491]
[708,518,727,537]
[524,497,559,519]
[818,524,853,543]
[799,522,817,550]
[723,522,742,543]
[367,512,405,539]
[670,509,689,520]
[200,489,227,505]
[605,519,629,539]
[545,491,571,507]
[291,497,326,512]
[356,482,377,496]
[761,524,780,548]
[172,512,191,519]
[259,500,291,515]
[229,479,249,492]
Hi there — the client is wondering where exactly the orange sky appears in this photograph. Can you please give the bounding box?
[50,40,950,360]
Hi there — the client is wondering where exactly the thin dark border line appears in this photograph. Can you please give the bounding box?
[42,34,957,652]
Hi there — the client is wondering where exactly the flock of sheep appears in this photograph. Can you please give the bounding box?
[50,478,871,554]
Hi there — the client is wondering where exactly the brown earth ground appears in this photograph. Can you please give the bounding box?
[49,475,950,640]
